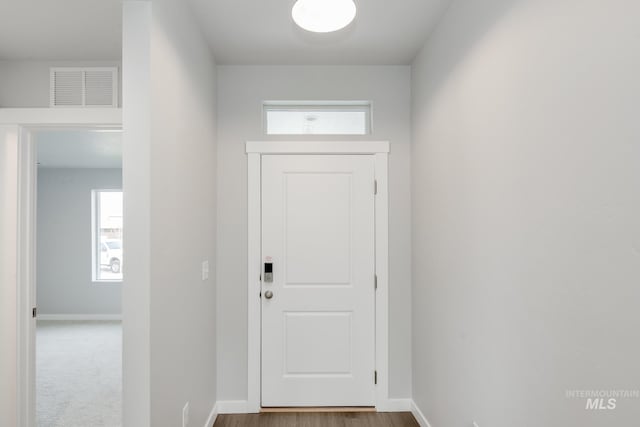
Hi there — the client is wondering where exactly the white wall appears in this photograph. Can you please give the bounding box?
[37,168,122,316]
[216,65,413,400]
[0,60,122,108]
[0,125,19,427]
[123,1,217,426]
[411,0,640,426]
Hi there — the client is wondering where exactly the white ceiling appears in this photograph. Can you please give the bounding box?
[0,0,122,60]
[0,0,449,64]
[187,0,451,65]
[36,129,122,169]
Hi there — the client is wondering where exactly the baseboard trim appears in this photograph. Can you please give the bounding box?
[377,398,412,412]
[204,402,218,427]
[216,400,251,414]
[410,400,433,427]
[37,314,122,321]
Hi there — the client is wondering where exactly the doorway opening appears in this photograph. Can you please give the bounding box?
[34,127,123,427]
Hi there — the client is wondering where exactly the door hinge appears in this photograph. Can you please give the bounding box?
[374,180,378,195]
[374,274,378,290]
[32,307,37,318]
[374,370,378,385]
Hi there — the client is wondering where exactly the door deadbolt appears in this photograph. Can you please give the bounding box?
[264,262,273,283]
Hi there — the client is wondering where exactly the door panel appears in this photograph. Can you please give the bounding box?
[284,173,351,285]
[283,311,352,375]
[261,155,375,407]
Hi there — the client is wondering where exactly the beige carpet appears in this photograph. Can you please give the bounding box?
[37,320,122,427]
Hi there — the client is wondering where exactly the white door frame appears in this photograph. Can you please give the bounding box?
[2,108,122,427]
[246,141,390,412]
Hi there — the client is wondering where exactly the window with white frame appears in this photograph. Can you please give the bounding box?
[264,101,371,135]
[92,190,123,282]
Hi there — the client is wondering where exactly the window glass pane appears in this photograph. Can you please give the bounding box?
[94,190,123,281]
[264,103,371,135]
[106,240,121,250]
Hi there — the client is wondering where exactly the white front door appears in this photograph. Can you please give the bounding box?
[261,154,376,407]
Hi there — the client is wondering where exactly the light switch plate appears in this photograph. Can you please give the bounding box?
[201,260,209,281]
[473,422,479,427]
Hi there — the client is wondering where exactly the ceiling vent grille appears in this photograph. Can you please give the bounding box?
[50,67,118,108]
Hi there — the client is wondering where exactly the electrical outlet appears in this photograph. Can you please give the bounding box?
[201,260,209,281]
[182,402,189,427]
[473,422,480,427]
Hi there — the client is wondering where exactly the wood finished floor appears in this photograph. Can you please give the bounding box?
[213,411,419,427]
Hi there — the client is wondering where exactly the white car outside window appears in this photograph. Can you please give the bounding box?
[100,239,122,274]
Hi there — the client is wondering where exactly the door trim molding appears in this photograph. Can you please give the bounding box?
[246,141,389,154]
[246,141,390,412]
[17,127,37,427]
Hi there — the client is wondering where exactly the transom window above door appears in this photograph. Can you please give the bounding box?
[263,101,371,135]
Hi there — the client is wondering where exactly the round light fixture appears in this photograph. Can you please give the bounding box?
[292,0,357,33]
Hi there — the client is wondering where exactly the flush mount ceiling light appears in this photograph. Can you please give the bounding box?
[292,0,357,33]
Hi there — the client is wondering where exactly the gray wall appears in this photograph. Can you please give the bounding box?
[37,168,122,315]
[216,65,413,400]
[411,0,640,426]
[123,0,218,425]
[0,60,122,108]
